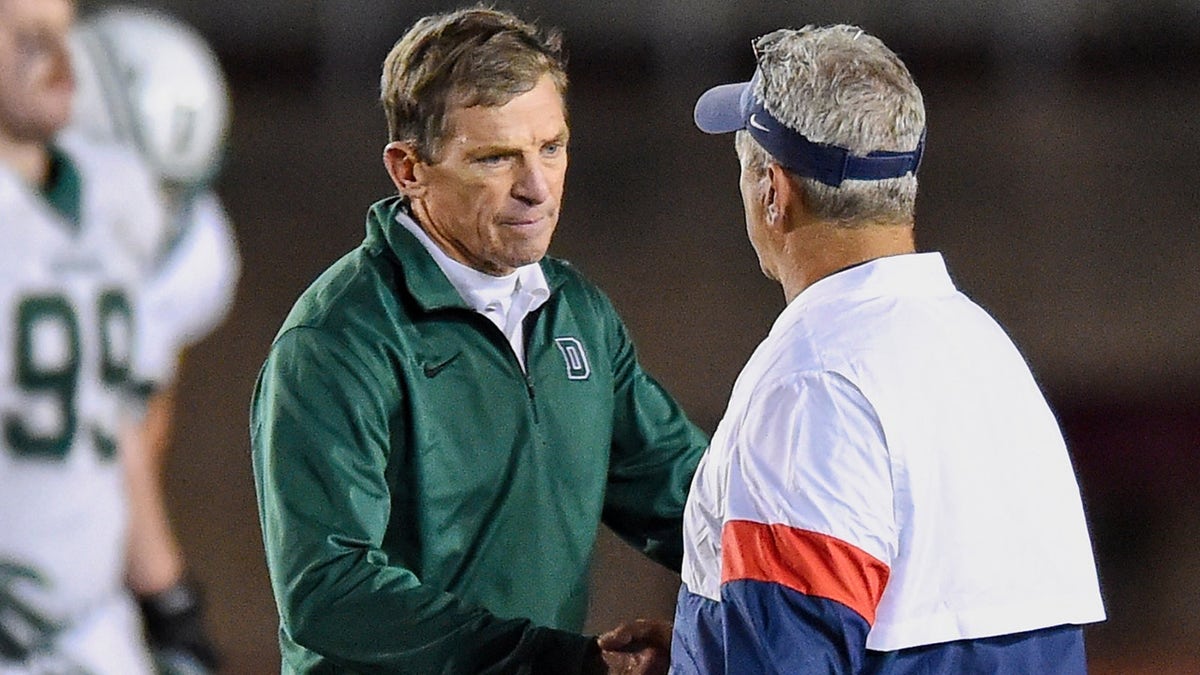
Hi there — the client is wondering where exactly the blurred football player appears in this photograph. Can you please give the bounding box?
[68,6,239,673]
[72,5,239,388]
[0,0,177,671]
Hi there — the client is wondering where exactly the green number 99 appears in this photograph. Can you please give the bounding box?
[4,291,133,461]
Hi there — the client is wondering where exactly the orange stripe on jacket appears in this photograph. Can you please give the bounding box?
[721,519,891,625]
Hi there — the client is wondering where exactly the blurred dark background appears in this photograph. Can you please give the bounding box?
[78,1,1200,672]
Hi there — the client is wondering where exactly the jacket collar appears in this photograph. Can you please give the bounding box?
[771,251,955,338]
[365,196,567,312]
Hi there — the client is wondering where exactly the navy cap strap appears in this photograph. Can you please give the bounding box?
[745,96,925,187]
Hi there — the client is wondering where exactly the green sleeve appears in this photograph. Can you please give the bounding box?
[602,313,708,571]
[250,326,596,673]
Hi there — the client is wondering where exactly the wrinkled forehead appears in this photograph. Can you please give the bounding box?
[441,75,568,142]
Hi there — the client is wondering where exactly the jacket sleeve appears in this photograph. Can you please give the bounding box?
[601,312,708,571]
[250,326,596,673]
[711,372,895,673]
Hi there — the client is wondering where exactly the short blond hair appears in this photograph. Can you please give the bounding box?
[380,6,567,162]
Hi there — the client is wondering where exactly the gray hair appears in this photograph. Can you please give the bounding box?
[741,25,926,226]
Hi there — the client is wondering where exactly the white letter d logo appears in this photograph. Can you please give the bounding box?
[554,337,591,380]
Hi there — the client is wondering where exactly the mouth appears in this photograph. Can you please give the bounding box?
[500,214,549,228]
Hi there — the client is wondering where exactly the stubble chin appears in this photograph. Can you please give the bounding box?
[507,242,551,270]
[515,220,556,256]
[485,211,556,272]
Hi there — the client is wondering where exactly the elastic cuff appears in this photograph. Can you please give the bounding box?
[530,627,601,675]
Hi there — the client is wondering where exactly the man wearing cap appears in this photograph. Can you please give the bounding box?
[669,24,1106,673]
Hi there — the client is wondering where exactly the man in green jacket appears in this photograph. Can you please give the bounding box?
[250,7,706,674]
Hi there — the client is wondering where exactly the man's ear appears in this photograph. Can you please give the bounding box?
[766,162,802,232]
[383,141,425,198]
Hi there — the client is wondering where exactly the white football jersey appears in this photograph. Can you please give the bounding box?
[0,131,167,673]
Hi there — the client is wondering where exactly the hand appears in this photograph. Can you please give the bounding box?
[596,619,672,675]
[137,577,221,673]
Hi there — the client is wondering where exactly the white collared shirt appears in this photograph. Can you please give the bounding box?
[680,252,1105,651]
[396,211,549,369]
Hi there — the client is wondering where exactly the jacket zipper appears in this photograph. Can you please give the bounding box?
[470,311,539,423]
[524,374,538,424]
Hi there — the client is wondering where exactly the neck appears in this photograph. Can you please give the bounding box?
[0,135,52,187]
[777,219,915,302]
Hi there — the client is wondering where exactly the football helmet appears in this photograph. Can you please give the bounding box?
[70,7,230,187]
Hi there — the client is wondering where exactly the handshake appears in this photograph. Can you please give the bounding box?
[584,619,673,675]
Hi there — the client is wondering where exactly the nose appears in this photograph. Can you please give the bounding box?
[512,157,552,205]
[25,33,74,86]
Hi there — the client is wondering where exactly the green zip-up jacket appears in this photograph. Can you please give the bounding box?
[250,197,708,674]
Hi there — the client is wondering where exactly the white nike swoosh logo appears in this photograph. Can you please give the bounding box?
[749,114,770,132]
